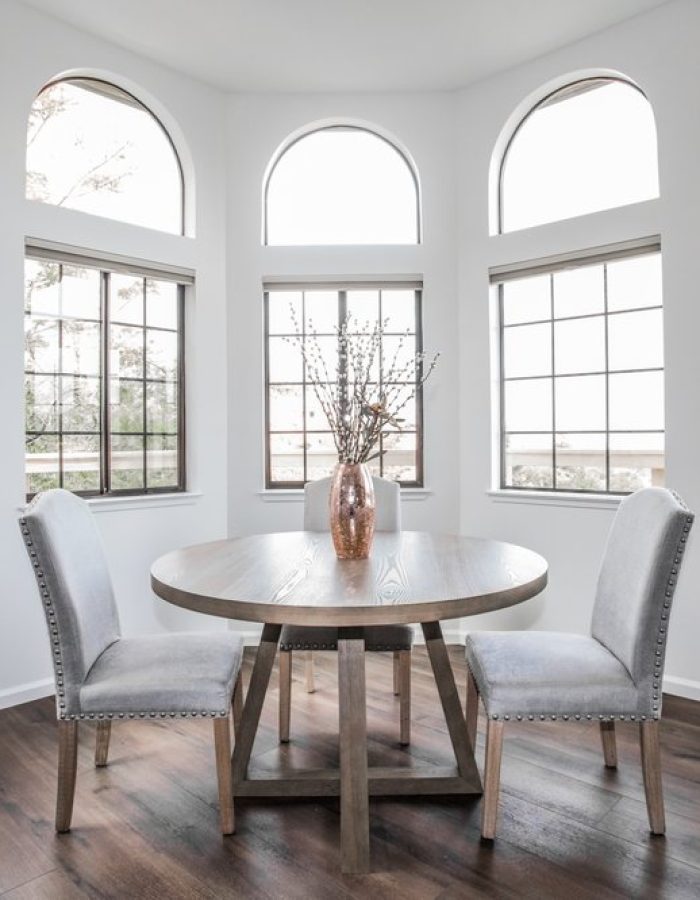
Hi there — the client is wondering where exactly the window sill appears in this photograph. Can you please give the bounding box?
[487,489,621,510]
[258,488,433,502]
[18,491,203,515]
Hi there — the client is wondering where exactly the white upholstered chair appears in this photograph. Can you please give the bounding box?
[19,489,245,835]
[465,488,694,839]
[279,475,413,744]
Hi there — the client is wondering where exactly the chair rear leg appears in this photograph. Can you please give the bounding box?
[94,720,111,767]
[304,650,315,693]
[466,669,479,751]
[600,720,618,768]
[393,651,400,695]
[279,651,292,743]
[481,719,504,840]
[213,712,234,835]
[398,650,411,746]
[640,720,665,835]
[56,720,78,833]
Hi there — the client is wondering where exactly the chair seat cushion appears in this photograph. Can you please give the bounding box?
[80,632,244,717]
[280,624,413,652]
[465,631,639,720]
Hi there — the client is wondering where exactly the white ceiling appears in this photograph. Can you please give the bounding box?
[23,0,669,92]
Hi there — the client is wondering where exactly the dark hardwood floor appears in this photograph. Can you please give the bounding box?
[1,647,699,899]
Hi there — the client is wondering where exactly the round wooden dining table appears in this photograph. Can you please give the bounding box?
[151,530,547,874]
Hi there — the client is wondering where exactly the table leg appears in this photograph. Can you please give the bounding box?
[422,621,482,788]
[232,623,281,784]
[338,628,370,874]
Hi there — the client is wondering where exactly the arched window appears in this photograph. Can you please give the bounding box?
[500,78,659,233]
[264,126,419,245]
[26,78,183,234]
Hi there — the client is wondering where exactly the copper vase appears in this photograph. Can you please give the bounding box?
[329,463,376,559]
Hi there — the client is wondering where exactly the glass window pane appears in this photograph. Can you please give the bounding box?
[270,433,304,483]
[269,385,304,432]
[502,80,658,232]
[554,317,605,374]
[555,433,605,491]
[61,376,101,432]
[305,387,331,431]
[268,336,303,383]
[382,334,417,381]
[382,431,417,482]
[607,254,662,311]
[304,291,338,333]
[111,275,144,325]
[553,265,604,318]
[25,374,58,433]
[26,79,182,234]
[610,432,664,491]
[111,435,144,490]
[555,375,605,431]
[266,128,418,245]
[503,433,553,489]
[308,336,339,382]
[268,291,302,335]
[381,290,415,333]
[63,434,100,493]
[609,371,664,430]
[61,266,100,320]
[146,329,178,380]
[146,382,178,433]
[147,434,178,488]
[25,260,60,316]
[306,433,337,480]
[503,323,551,378]
[110,379,143,433]
[25,319,59,373]
[111,325,143,379]
[504,378,552,432]
[63,320,101,375]
[347,290,379,328]
[502,276,550,325]
[607,308,663,371]
[146,280,178,330]
[26,434,60,495]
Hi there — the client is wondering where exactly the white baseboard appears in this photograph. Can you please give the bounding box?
[0,677,54,710]
[663,675,700,703]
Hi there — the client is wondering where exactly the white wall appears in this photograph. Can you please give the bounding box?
[0,1,230,707]
[456,0,700,699]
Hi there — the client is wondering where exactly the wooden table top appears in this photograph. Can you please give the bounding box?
[151,531,547,626]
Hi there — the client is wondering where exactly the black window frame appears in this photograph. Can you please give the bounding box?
[263,283,425,489]
[24,252,187,501]
[496,245,664,495]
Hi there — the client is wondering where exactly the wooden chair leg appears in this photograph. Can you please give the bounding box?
[481,719,504,840]
[304,650,315,693]
[56,720,78,833]
[94,720,111,767]
[640,720,665,835]
[398,650,411,746]
[393,651,400,695]
[232,672,243,739]
[466,669,479,752]
[279,651,292,743]
[600,720,618,768]
[213,712,234,835]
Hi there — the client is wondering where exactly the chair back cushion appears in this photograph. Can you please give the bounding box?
[303,475,401,532]
[591,488,693,710]
[19,489,121,716]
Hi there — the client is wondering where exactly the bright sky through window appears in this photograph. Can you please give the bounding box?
[265,127,419,245]
[26,79,182,233]
[501,80,659,232]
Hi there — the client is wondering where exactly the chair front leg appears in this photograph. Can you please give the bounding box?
[304,650,315,693]
[213,711,234,835]
[279,651,292,743]
[56,720,78,833]
[94,720,111,767]
[466,669,479,751]
[393,651,400,695]
[640,720,665,834]
[481,718,504,840]
[600,720,617,768]
[398,650,411,746]
[232,673,243,739]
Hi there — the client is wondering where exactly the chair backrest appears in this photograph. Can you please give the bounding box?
[303,475,401,532]
[591,488,693,703]
[19,489,121,717]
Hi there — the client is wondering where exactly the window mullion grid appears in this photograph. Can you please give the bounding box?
[57,265,64,489]
[499,285,507,488]
[550,274,556,490]
[604,265,611,492]
[101,271,110,495]
[414,288,424,487]
[141,278,148,491]
[338,290,348,470]
[378,289,384,477]
[302,291,308,484]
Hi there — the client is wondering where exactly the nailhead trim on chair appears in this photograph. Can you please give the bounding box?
[469,493,694,724]
[20,511,230,722]
[279,642,412,652]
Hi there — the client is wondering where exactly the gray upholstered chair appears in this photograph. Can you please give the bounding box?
[19,489,245,835]
[279,475,413,744]
[465,487,694,840]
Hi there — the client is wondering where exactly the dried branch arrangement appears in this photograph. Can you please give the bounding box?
[285,309,439,465]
